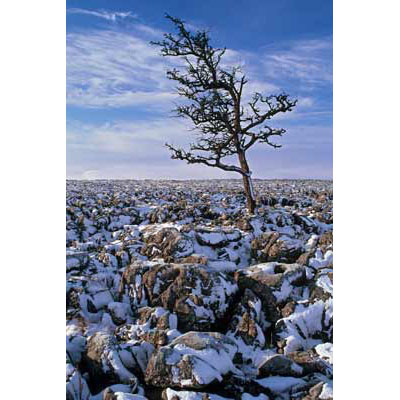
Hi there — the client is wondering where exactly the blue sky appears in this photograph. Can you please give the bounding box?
[67,0,332,179]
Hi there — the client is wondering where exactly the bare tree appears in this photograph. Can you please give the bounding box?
[152,15,297,214]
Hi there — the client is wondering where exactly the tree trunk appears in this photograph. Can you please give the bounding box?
[237,151,256,214]
[242,173,256,214]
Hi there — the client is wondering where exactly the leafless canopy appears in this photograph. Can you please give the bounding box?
[151,15,297,213]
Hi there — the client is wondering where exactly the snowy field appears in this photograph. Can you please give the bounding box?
[66,179,333,400]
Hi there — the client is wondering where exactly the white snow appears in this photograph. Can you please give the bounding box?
[320,380,333,399]
[242,394,269,400]
[277,300,331,354]
[316,274,333,295]
[165,388,232,400]
[115,394,147,400]
[66,180,333,398]
[310,249,333,269]
[315,342,333,364]
[256,376,306,392]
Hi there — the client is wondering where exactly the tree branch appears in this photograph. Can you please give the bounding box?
[165,143,244,174]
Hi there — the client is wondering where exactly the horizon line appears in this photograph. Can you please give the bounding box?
[66,177,333,182]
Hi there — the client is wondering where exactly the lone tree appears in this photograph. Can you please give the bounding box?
[152,15,297,214]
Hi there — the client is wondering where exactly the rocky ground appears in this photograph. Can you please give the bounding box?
[66,179,333,400]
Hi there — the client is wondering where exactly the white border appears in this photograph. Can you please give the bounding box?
[1,1,65,397]
[335,0,400,397]
[1,0,399,398]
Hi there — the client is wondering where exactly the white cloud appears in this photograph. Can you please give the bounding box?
[67,118,191,154]
[262,37,333,86]
[66,16,332,179]
[67,117,237,179]
[297,97,314,108]
[81,170,101,180]
[67,8,137,22]
[67,23,330,109]
[134,23,164,38]
[67,29,178,108]
[67,118,332,180]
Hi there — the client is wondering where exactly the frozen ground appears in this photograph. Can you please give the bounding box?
[66,179,333,400]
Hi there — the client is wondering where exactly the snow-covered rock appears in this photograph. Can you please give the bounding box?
[275,299,333,355]
[66,179,333,398]
[145,331,240,388]
[162,388,233,400]
[66,363,91,400]
[119,262,238,332]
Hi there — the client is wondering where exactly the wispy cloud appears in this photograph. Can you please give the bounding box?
[66,10,331,179]
[67,17,331,110]
[67,118,191,155]
[262,37,333,87]
[67,29,179,108]
[67,10,333,115]
[67,118,331,180]
[67,118,236,179]
[67,8,137,22]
